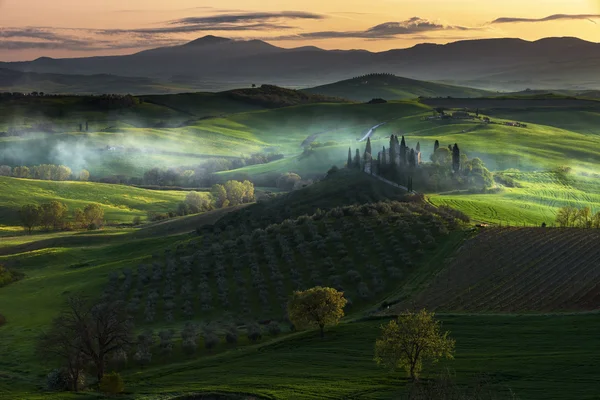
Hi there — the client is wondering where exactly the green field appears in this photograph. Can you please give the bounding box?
[0,176,200,233]
[430,172,600,226]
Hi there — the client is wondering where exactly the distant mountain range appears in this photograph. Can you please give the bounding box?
[1,35,599,92]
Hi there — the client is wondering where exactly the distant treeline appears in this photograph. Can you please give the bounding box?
[0,164,89,182]
[555,205,600,228]
[18,202,104,234]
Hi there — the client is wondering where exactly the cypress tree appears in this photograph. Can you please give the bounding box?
[354,149,361,169]
[389,136,397,166]
[364,137,372,161]
[409,149,416,167]
[452,143,461,173]
[416,142,421,153]
[434,140,440,153]
[400,136,407,165]
[382,146,387,165]
[347,148,352,168]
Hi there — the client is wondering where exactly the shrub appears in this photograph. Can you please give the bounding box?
[99,371,125,394]
[46,368,85,392]
[267,321,281,336]
[46,368,69,392]
[246,323,262,343]
[225,325,239,344]
[203,332,219,350]
[132,216,142,226]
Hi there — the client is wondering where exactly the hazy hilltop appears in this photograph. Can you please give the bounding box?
[1,36,599,92]
[303,73,492,102]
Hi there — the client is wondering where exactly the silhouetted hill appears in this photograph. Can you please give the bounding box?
[1,36,599,91]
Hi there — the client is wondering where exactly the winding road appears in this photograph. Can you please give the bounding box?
[359,122,387,142]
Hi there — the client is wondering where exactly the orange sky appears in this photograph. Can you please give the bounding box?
[1,0,599,61]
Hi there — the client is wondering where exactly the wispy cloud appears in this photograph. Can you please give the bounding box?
[270,17,474,40]
[490,14,600,24]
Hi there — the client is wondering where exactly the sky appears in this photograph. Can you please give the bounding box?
[0,0,599,61]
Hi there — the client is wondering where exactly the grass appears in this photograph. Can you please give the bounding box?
[0,176,203,232]
[429,172,600,226]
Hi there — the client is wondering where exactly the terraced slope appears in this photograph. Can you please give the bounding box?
[395,227,600,313]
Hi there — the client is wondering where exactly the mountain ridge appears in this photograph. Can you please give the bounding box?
[1,36,599,91]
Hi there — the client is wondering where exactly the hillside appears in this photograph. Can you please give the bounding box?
[391,227,600,313]
[0,176,194,232]
[3,36,600,91]
[0,68,194,95]
[304,73,491,102]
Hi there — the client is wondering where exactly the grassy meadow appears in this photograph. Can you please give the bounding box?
[0,176,202,233]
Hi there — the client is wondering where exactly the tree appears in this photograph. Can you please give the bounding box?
[382,146,387,165]
[374,309,455,381]
[556,206,578,227]
[43,296,133,383]
[19,204,40,234]
[242,180,255,203]
[389,136,398,166]
[13,166,30,178]
[287,286,347,338]
[56,165,72,181]
[83,204,104,229]
[347,148,352,168]
[0,165,12,176]
[37,315,88,392]
[400,136,407,165]
[431,147,451,165]
[433,140,440,153]
[354,149,361,169]
[185,191,209,214]
[364,138,372,161]
[276,173,302,191]
[211,184,228,208]
[40,201,68,230]
[452,144,461,173]
[409,149,416,168]
[79,170,90,181]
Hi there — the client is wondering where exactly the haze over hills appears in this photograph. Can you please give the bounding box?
[1,36,599,92]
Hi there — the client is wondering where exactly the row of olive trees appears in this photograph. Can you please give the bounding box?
[0,164,90,181]
[555,205,600,228]
[19,202,104,233]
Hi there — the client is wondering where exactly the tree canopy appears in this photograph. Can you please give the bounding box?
[374,309,455,381]
[287,286,347,338]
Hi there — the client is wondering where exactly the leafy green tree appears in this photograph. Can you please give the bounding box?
[19,204,40,234]
[0,165,11,176]
[185,191,210,213]
[40,201,68,230]
[287,286,347,338]
[13,166,30,178]
[224,180,246,206]
[83,204,104,229]
[242,180,255,203]
[374,309,455,381]
[276,173,302,191]
[78,170,90,181]
[211,184,228,208]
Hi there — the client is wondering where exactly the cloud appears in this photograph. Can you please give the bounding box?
[171,11,325,25]
[0,28,183,51]
[490,14,600,24]
[100,23,292,36]
[270,17,473,40]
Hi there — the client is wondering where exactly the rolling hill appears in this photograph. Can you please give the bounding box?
[2,36,600,91]
[304,73,492,102]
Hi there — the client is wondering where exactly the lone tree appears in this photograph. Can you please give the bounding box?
[433,140,440,153]
[374,309,455,381]
[38,295,133,384]
[287,286,347,338]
